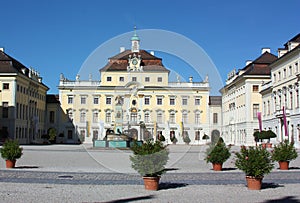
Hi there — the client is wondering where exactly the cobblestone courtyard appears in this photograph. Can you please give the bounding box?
[0,144,300,202]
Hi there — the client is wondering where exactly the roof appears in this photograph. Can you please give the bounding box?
[46,94,60,103]
[240,52,277,76]
[209,96,222,105]
[100,49,169,72]
[284,33,300,47]
[0,50,48,89]
[0,51,28,74]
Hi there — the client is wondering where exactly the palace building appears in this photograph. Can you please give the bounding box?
[0,48,49,144]
[58,31,214,144]
[220,49,277,146]
[261,33,300,148]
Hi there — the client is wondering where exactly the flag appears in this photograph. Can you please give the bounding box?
[283,106,288,137]
[257,112,262,132]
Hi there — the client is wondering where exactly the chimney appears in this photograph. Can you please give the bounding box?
[261,48,270,54]
[189,76,193,83]
[0,48,4,52]
[120,47,125,53]
[246,60,252,66]
[150,51,155,56]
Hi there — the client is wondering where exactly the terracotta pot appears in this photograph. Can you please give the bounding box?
[279,161,289,170]
[5,160,16,168]
[261,143,267,149]
[246,176,263,190]
[212,163,222,171]
[266,143,272,148]
[143,176,160,190]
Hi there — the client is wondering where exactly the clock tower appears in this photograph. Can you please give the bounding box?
[131,26,140,53]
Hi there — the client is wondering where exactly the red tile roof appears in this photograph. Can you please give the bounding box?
[241,52,277,76]
[100,49,169,72]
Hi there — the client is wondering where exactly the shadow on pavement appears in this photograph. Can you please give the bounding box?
[159,182,188,190]
[220,167,237,171]
[261,182,284,190]
[286,167,300,170]
[14,166,39,169]
[263,196,300,203]
[104,195,155,203]
[164,168,179,172]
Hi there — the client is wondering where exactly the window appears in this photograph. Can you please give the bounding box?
[67,110,73,122]
[107,76,112,81]
[93,112,98,123]
[267,100,270,115]
[195,131,200,140]
[289,66,292,76]
[144,97,150,105]
[290,91,293,109]
[80,112,86,123]
[68,96,73,104]
[132,77,137,82]
[144,112,150,123]
[182,111,188,124]
[169,112,175,124]
[252,85,259,92]
[170,98,175,105]
[253,104,259,118]
[157,112,163,124]
[67,130,73,139]
[195,112,200,124]
[195,98,200,105]
[157,77,162,82]
[106,97,112,105]
[93,130,98,140]
[105,112,111,123]
[213,113,218,124]
[16,103,19,119]
[278,71,281,81]
[297,89,299,108]
[49,111,55,123]
[145,77,150,82]
[283,69,286,78]
[119,77,124,82]
[296,63,299,73]
[81,96,86,104]
[3,83,9,90]
[2,102,8,118]
[93,97,99,104]
[157,97,162,105]
[182,98,188,105]
[131,112,138,123]
[80,130,86,138]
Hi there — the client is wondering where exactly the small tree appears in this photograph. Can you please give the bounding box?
[205,138,231,164]
[183,135,191,145]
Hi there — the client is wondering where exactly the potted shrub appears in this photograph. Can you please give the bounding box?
[130,140,169,190]
[158,134,165,142]
[170,136,177,144]
[235,146,274,190]
[0,139,23,168]
[183,135,191,145]
[271,140,298,170]
[205,138,231,171]
[253,130,276,148]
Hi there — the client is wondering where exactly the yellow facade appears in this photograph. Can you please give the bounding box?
[58,34,211,144]
[0,49,48,144]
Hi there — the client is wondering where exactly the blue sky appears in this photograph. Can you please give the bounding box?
[0,0,299,95]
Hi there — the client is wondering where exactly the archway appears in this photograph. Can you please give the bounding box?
[211,129,220,144]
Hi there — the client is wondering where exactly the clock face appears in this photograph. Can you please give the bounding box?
[132,58,138,65]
